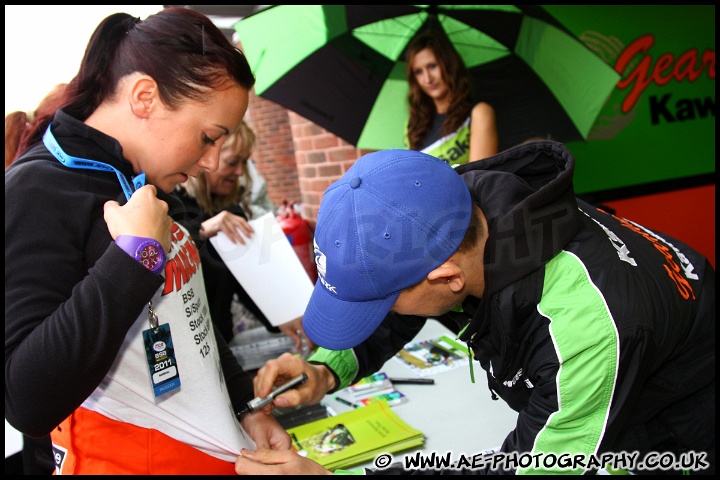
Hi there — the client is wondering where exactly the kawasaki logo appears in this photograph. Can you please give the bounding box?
[436,137,469,165]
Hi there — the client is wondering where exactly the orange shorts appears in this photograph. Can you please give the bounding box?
[51,407,236,474]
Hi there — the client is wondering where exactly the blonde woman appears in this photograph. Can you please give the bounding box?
[175,121,308,348]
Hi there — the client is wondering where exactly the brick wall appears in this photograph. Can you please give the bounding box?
[245,91,373,223]
[243,93,301,213]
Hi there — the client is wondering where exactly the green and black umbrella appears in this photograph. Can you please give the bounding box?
[235,5,621,151]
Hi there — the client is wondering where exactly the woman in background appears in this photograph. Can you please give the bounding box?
[5,83,67,169]
[175,120,308,349]
[404,29,498,165]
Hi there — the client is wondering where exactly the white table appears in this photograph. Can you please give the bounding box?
[321,319,518,470]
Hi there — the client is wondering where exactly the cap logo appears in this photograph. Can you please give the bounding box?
[314,238,336,293]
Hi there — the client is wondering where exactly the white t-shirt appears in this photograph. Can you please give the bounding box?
[81,221,254,462]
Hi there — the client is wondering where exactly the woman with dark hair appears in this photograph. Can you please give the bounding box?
[5,8,289,474]
[404,28,498,165]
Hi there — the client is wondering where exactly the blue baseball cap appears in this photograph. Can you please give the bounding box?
[303,149,472,350]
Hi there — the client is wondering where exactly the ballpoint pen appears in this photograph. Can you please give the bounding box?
[237,373,308,417]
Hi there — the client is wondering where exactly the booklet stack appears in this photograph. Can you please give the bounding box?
[286,400,424,471]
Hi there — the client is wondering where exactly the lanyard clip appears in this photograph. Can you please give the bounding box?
[133,173,147,192]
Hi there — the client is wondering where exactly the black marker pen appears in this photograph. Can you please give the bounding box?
[389,378,435,385]
[237,373,308,417]
[333,396,360,409]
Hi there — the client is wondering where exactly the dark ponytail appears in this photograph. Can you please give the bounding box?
[18,7,254,156]
[67,13,136,122]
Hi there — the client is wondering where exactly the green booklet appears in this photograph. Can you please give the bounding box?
[286,400,424,471]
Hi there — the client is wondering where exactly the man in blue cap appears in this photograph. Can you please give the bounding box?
[236,142,714,475]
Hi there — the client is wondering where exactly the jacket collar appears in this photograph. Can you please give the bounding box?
[456,140,580,298]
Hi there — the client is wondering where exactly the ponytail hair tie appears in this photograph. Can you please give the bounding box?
[126,16,141,33]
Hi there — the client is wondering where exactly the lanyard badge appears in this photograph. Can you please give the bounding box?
[44,124,181,397]
[142,302,181,396]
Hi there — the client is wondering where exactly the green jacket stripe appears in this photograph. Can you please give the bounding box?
[528,251,619,474]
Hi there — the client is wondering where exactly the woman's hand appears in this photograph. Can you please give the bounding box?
[236,448,332,475]
[239,409,290,451]
[277,316,314,351]
[200,210,253,244]
[104,184,172,252]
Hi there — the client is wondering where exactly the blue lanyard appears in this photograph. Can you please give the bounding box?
[43,123,145,201]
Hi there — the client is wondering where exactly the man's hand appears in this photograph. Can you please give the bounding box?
[253,353,336,413]
[235,448,332,475]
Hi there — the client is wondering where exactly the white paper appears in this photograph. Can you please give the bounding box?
[209,212,314,326]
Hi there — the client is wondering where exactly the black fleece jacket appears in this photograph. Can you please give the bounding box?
[5,110,253,436]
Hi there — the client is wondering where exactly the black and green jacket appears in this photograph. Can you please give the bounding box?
[311,141,715,475]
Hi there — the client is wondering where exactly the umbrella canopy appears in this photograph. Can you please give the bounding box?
[235,5,621,151]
